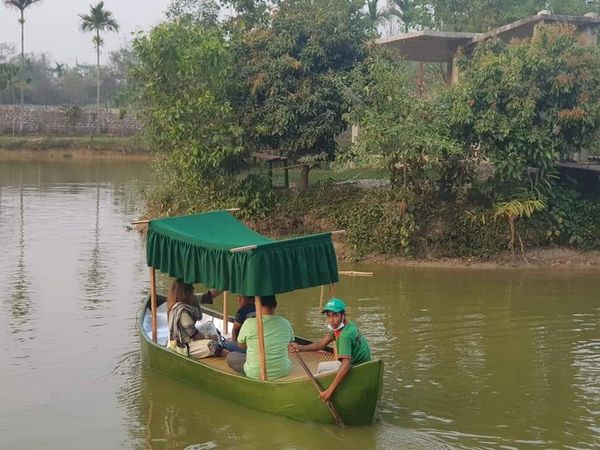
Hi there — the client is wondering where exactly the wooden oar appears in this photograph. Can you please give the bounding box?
[293,352,344,426]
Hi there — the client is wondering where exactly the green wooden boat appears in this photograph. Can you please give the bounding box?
[139,211,384,425]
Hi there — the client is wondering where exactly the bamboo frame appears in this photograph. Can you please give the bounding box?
[231,229,344,253]
[230,244,258,253]
[319,283,336,307]
[271,163,309,171]
[149,267,158,342]
[132,208,240,227]
[338,270,374,277]
[223,291,228,335]
[255,296,268,381]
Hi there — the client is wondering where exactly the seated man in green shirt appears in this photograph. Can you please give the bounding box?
[226,295,294,380]
[290,298,371,402]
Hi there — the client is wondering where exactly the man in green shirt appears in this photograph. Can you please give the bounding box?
[227,295,294,380]
[290,298,371,402]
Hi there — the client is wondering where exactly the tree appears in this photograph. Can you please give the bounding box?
[445,25,600,197]
[132,19,246,212]
[406,0,591,32]
[52,62,65,79]
[349,48,463,197]
[166,0,219,25]
[236,0,372,189]
[3,0,43,132]
[79,1,119,134]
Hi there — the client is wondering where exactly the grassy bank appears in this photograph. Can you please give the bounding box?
[245,182,600,265]
[0,135,149,154]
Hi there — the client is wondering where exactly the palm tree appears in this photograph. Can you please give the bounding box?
[52,62,65,79]
[4,0,43,133]
[79,1,119,134]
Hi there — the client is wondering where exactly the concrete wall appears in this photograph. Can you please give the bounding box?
[0,105,141,136]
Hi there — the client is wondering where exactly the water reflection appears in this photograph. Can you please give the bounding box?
[122,363,448,450]
[9,175,32,337]
[80,182,109,309]
[1,160,600,449]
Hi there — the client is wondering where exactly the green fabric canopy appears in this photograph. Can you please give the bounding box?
[146,211,339,296]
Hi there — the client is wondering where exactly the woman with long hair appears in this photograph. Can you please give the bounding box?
[166,279,222,359]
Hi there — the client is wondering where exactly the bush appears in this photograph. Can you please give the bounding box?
[530,184,600,250]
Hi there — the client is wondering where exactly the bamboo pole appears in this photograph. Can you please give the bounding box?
[230,244,258,253]
[331,230,346,235]
[329,283,338,359]
[132,208,239,227]
[223,291,228,335]
[272,163,310,171]
[293,352,344,426]
[319,285,325,308]
[331,282,338,361]
[149,267,158,342]
[254,296,268,381]
[338,270,374,277]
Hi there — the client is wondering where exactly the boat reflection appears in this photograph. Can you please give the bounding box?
[121,362,384,450]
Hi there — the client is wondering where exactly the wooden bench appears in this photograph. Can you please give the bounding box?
[251,151,290,188]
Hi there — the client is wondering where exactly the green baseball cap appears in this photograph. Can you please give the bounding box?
[322,298,346,314]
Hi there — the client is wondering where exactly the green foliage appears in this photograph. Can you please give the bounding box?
[59,104,83,131]
[235,0,372,163]
[0,62,18,91]
[225,173,276,220]
[132,19,244,189]
[3,0,42,15]
[342,190,418,257]
[445,25,600,195]
[0,135,147,152]
[349,48,466,197]
[270,184,419,257]
[404,0,590,32]
[531,184,600,249]
[0,45,131,106]
[132,18,277,219]
[493,197,546,259]
[78,1,119,48]
[493,198,546,221]
[166,0,219,25]
[145,161,275,219]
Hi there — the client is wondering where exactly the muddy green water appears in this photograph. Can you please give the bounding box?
[1,160,599,449]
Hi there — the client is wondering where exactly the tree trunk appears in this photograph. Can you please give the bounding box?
[96,30,101,135]
[300,165,310,191]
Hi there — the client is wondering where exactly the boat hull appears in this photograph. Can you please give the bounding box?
[138,300,383,425]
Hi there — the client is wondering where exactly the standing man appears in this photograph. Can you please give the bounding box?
[290,298,370,402]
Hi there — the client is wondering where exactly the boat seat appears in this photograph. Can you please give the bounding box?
[202,349,336,381]
[142,305,337,381]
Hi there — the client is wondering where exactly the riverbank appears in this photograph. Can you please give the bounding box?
[0,135,151,160]
[132,218,600,271]
[353,247,600,270]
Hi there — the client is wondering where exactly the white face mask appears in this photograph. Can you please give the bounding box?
[327,321,345,332]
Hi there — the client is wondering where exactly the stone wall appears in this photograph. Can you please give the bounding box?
[0,105,141,136]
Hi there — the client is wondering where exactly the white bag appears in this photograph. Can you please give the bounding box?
[196,320,219,339]
[188,339,213,359]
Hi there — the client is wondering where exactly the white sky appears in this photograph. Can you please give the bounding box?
[0,0,172,65]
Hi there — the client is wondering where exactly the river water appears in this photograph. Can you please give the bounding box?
[1,159,599,449]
